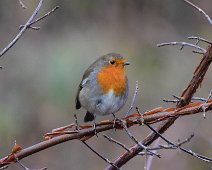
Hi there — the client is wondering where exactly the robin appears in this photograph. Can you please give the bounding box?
[75,53,129,123]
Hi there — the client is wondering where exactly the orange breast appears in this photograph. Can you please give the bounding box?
[96,65,126,96]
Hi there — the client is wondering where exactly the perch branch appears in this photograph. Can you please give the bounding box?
[0,100,212,168]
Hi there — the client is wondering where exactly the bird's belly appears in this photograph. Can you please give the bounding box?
[95,90,124,115]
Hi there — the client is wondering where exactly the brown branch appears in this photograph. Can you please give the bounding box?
[177,45,212,107]
[0,100,212,168]
[106,44,212,169]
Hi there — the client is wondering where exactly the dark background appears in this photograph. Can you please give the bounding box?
[0,0,211,169]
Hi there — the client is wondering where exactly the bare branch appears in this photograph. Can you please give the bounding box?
[18,0,27,9]
[0,165,8,170]
[157,41,206,53]
[145,124,211,162]
[177,134,194,146]
[1,100,211,169]
[82,141,120,170]
[188,36,212,45]
[184,0,212,25]
[0,0,44,57]
[103,134,130,152]
[145,138,160,170]
[121,120,160,158]
[15,155,47,170]
[19,6,60,30]
[125,80,139,117]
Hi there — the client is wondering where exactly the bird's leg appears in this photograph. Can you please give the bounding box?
[93,115,98,137]
[112,113,119,130]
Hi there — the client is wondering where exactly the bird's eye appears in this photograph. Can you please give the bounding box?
[109,60,115,65]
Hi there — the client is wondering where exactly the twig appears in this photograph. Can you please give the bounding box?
[121,120,160,158]
[157,41,206,53]
[18,0,27,9]
[123,115,152,170]
[149,134,193,151]
[202,89,212,118]
[0,0,44,57]
[177,134,194,146]
[14,155,47,170]
[146,123,212,162]
[164,96,209,103]
[191,97,207,102]
[103,134,130,152]
[0,165,8,170]
[188,36,212,45]
[19,6,59,30]
[125,80,139,117]
[163,95,184,103]
[206,89,212,101]
[163,99,179,103]
[184,0,212,25]
[82,141,120,170]
[145,138,160,170]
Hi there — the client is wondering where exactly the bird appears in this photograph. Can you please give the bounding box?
[75,53,129,123]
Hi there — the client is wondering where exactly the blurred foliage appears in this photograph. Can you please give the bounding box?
[0,0,211,169]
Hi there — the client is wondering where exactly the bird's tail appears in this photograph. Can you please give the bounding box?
[84,111,94,122]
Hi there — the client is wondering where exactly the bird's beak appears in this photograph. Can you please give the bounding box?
[123,61,130,66]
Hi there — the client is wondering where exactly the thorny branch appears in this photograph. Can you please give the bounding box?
[0,100,212,168]
[106,15,212,170]
[106,42,212,170]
